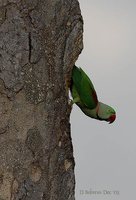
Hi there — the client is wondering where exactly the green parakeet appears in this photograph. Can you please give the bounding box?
[70,65,116,123]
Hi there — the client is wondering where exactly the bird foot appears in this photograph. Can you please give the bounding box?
[68,99,74,106]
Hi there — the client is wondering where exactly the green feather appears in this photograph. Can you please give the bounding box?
[70,65,116,123]
[71,65,98,109]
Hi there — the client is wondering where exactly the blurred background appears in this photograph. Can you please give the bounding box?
[71,0,136,199]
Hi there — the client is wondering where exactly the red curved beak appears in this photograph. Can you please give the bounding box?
[108,114,116,124]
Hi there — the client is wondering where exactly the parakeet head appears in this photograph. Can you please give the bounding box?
[97,102,116,124]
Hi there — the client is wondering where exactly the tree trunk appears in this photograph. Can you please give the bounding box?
[0,0,83,199]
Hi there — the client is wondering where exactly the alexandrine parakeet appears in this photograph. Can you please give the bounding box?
[70,66,116,123]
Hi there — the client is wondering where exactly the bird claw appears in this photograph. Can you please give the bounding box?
[68,99,74,106]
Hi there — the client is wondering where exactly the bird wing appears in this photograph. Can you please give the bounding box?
[72,66,98,109]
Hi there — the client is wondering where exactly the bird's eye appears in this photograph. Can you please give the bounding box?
[107,109,110,113]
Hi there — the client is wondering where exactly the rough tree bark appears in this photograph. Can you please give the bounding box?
[0,0,83,199]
